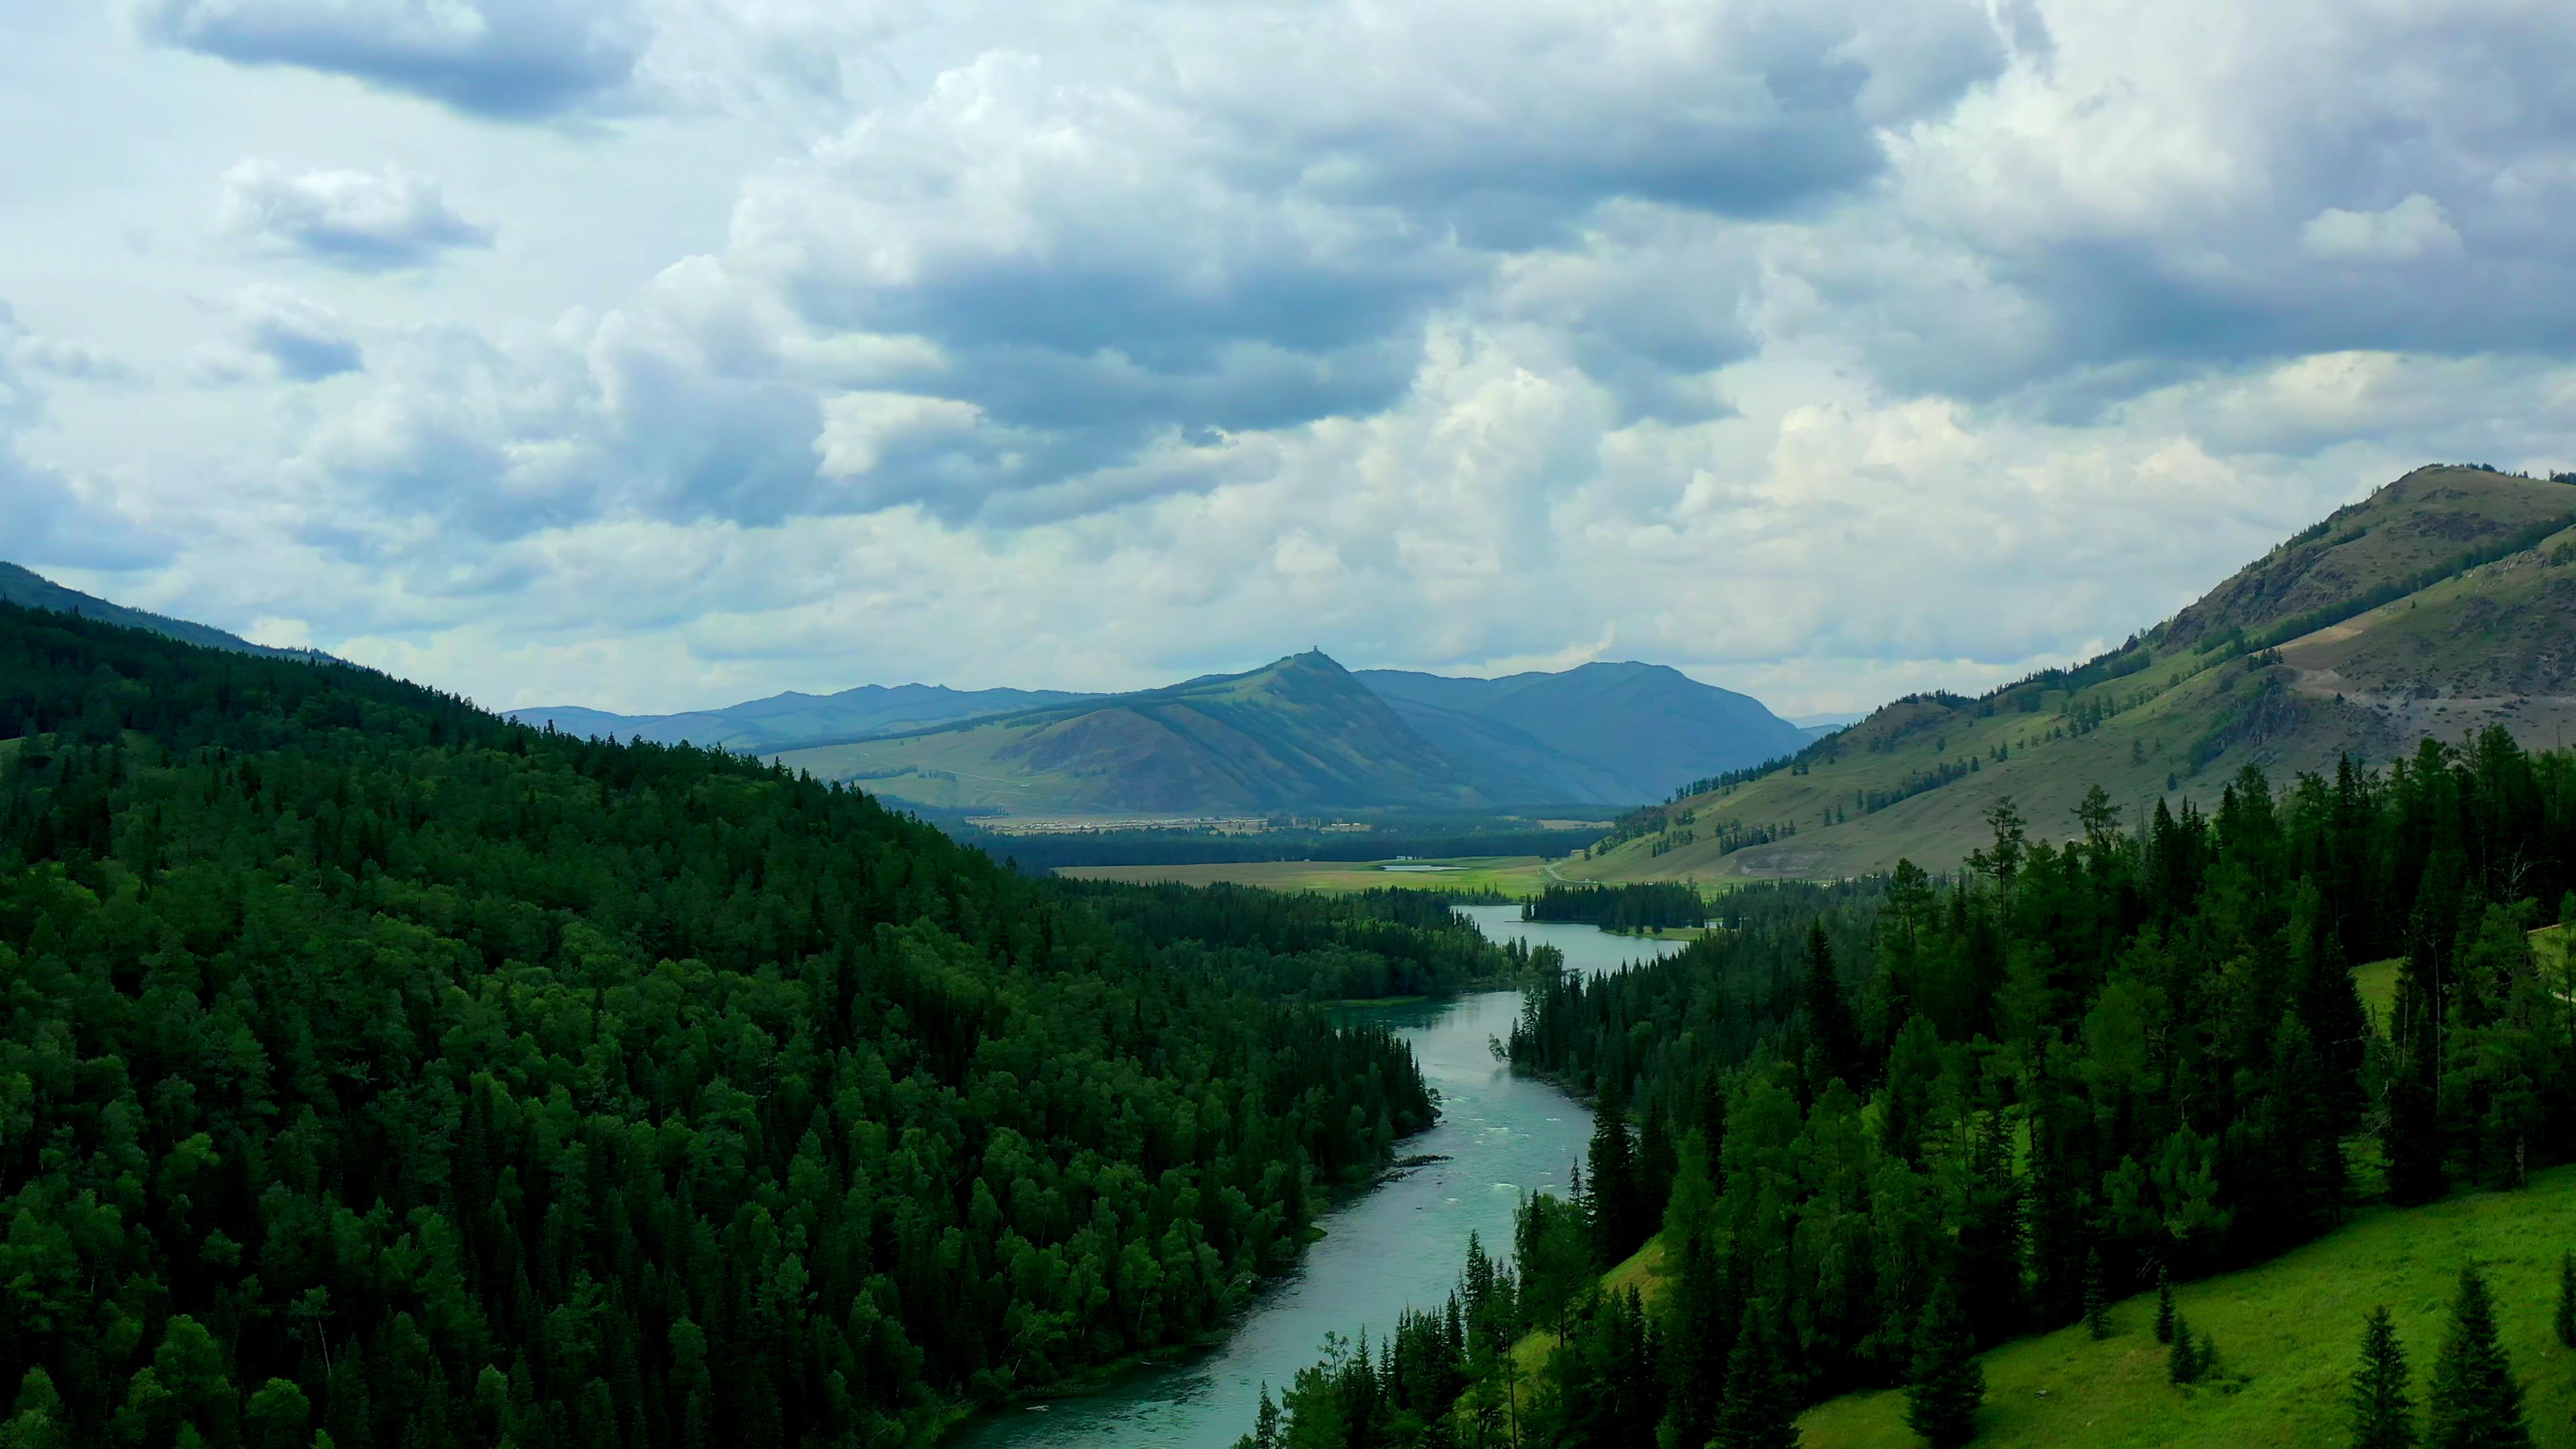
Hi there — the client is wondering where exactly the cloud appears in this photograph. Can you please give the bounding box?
[27,0,2576,720]
[0,306,166,571]
[217,158,494,270]
[127,0,649,120]
[2299,195,2463,263]
[193,286,365,382]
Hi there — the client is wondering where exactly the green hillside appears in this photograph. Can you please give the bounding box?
[1582,466,2576,880]
[0,560,321,661]
[770,650,1487,814]
[1800,1165,2576,1448]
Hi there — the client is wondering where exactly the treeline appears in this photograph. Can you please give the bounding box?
[948,825,1605,873]
[1250,732,2576,1445]
[0,603,1459,1449]
[1058,881,1514,999]
[1521,883,1708,932]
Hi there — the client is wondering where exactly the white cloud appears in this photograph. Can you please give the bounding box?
[190,286,366,382]
[217,158,493,270]
[2300,194,2463,263]
[10,0,2576,722]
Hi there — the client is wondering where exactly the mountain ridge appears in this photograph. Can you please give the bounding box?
[1580,465,2576,881]
[769,650,1493,814]
[1,561,326,662]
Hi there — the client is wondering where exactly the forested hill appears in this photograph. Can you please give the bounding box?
[0,561,325,663]
[1250,743,2576,1448]
[0,602,1501,1448]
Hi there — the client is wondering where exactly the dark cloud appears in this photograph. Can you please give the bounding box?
[217,160,494,271]
[130,0,647,120]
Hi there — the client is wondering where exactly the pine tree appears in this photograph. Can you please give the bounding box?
[2555,1252,2576,1350]
[2153,1267,2175,1346]
[2350,1306,2416,1449]
[1587,1082,1648,1266]
[1903,1282,1984,1449]
[1712,1304,1798,1449]
[1800,922,1860,1088]
[2082,1248,2110,1340]
[2426,1264,2532,1449]
[2167,1314,2199,1385]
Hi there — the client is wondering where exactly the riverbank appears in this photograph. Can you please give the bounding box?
[942,911,1682,1449]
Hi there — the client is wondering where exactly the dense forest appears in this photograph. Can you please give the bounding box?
[1058,881,1533,1000]
[0,604,1502,1449]
[1521,883,1709,932]
[1251,742,2576,1446]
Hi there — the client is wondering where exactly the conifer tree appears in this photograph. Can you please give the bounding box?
[2556,1252,2576,1350]
[2153,1267,2175,1346]
[1800,922,1860,1088]
[2349,1306,2416,1449]
[1586,1083,1648,1266]
[2082,1249,2110,1340]
[1712,1304,1798,1449]
[2426,1265,2532,1449]
[1660,1228,1731,1449]
[2167,1315,2198,1385]
[1903,1283,1983,1449]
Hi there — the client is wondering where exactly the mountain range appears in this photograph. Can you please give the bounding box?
[514,655,1806,811]
[507,683,1091,753]
[1580,464,2576,881]
[0,557,1805,812]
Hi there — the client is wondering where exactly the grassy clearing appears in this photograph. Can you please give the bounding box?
[2355,957,2402,1022]
[1054,855,1557,897]
[1799,1165,2576,1448]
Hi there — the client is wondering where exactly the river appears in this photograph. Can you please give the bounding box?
[951,904,1683,1448]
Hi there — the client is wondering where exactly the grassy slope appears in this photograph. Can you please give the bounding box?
[1582,639,2371,881]
[1585,469,2576,883]
[1792,923,2574,1447]
[1799,1165,2576,1448]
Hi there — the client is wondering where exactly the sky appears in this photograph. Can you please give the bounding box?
[5,1,2575,717]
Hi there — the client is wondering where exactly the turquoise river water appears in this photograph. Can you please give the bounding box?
[950,904,1683,1448]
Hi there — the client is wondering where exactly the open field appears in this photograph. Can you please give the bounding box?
[1056,855,1558,896]
[1801,1165,2576,1448]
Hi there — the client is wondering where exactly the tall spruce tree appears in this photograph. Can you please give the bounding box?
[2167,1315,2199,1385]
[1659,1229,1731,1449]
[1903,1283,1983,1449]
[2426,1265,2531,1449]
[2350,1307,2416,1449]
[1587,1082,1649,1266]
[2153,1267,2175,1346]
[1711,1305,1798,1449]
[1800,922,1861,1089]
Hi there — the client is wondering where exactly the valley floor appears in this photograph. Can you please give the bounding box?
[1055,854,1556,895]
